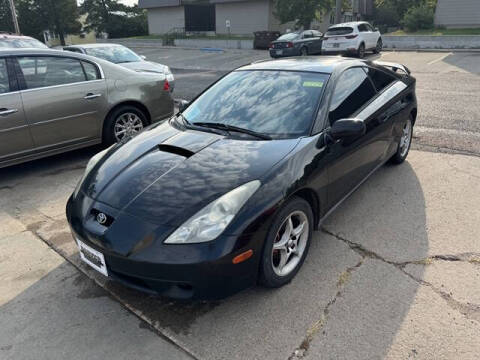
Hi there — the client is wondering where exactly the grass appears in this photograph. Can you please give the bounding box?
[387,28,480,36]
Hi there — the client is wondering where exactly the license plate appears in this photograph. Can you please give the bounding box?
[276,50,283,55]
[333,43,340,48]
[77,239,108,276]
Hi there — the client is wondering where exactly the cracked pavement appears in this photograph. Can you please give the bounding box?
[1,51,480,359]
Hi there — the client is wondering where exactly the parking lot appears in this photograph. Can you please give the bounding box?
[1,49,480,360]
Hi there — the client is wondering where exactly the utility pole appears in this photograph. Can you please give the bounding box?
[8,0,21,34]
[335,0,342,24]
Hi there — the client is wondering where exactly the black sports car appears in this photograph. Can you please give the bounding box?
[66,57,417,300]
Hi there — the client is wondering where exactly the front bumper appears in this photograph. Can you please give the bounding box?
[66,194,264,300]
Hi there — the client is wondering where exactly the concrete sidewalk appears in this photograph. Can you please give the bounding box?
[1,149,479,359]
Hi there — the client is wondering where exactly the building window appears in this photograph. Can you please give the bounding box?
[184,4,215,32]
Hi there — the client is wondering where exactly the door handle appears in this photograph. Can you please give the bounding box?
[0,108,18,117]
[84,93,102,100]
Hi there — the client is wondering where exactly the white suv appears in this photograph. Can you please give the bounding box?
[322,22,382,58]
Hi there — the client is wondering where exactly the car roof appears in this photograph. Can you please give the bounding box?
[240,56,369,74]
[0,33,37,40]
[65,43,123,49]
[328,22,368,29]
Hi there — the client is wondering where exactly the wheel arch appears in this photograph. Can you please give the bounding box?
[104,100,152,128]
[288,188,321,230]
[410,108,418,125]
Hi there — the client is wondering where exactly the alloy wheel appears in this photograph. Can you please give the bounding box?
[271,210,309,277]
[114,112,144,142]
[399,119,412,157]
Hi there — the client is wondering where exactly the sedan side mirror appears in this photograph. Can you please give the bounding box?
[328,118,366,141]
[177,99,190,112]
[140,55,147,60]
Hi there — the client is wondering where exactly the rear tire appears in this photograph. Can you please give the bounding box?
[300,47,308,56]
[259,197,313,288]
[390,116,413,164]
[103,105,148,145]
[357,43,365,58]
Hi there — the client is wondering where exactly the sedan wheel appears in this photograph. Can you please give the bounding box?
[390,116,413,164]
[374,39,383,54]
[260,197,313,288]
[357,43,365,58]
[272,211,309,277]
[114,113,144,142]
[300,47,308,56]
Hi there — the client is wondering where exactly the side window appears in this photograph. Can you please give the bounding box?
[82,61,100,81]
[0,59,9,94]
[358,24,367,32]
[18,56,86,90]
[65,48,83,54]
[329,67,377,124]
[367,24,375,32]
[365,67,396,92]
[303,31,313,39]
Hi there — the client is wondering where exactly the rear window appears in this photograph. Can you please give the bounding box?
[326,27,353,36]
[277,32,301,41]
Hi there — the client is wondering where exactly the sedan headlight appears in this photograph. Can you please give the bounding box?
[164,180,261,244]
[73,147,111,198]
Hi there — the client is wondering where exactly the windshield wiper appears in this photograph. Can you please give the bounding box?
[174,115,225,136]
[192,122,272,140]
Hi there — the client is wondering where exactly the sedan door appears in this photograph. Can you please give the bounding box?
[16,55,107,149]
[323,67,382,209]
[0,57,34,163]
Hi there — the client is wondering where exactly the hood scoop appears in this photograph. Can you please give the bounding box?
[158,144,194,158]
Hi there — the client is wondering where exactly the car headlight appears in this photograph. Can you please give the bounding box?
[73,147,111,198]
[164,180,261,244]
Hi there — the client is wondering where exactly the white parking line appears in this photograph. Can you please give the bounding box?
[427,52,452,65]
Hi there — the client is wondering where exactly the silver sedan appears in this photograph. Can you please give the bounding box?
[0,48,174,168]
[63,43,175,91]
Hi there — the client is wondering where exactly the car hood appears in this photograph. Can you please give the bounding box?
[119,60,167,74]
[80,121,299,227]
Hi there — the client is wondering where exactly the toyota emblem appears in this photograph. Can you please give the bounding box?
[96,212,107,225]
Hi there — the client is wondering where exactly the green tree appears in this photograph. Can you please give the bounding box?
[15,0,46,40]
[0,0,14,33]
[274,0,333,30]
[41,0,82,45]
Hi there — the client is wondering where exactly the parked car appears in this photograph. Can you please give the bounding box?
[0,49,174,169]
[67,56,417,300]
[63,43,175,91]
[269,30,323,58]
[322,21,382,58]
[0,33,48,49]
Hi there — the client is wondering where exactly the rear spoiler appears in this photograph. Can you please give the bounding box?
[373,60,411,75]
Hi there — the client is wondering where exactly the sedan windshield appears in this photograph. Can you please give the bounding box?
[85,46,141,64]
[0,38,48,49]
[183,70,329,138]
[277,32,301,41]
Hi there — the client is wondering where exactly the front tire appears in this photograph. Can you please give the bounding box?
[390,116,413,164]
[357,43,365,58]
[103,105,148,145]
[259,197,313,288]
[373,39,383,54]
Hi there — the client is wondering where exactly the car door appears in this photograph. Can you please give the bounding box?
[0,57,34,163]
[323,67,381,209]
[311,31,323,54]
[16,55,107,149]
[366,24,380,47]
[357,24,371,48]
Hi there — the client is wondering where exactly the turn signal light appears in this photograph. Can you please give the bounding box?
[345,35,358,39]
[286,42,294,48]
[232,249,253,264]
[163,80,170,91]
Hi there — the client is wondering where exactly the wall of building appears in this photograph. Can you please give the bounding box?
[147,6,185,34]
[215,0,270,35]
[435,0,480,28]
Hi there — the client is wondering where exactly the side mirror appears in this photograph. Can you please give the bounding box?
[140,55,147,60]
[328,118,366,141]
[177,99,189,112]
[375,27,379,32]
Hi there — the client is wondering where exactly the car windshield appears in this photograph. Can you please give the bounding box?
[0,38,48,49]
[326,27,354,36]
[277,32,301,41]
[85,46,141,64]
[182,70,329,139]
